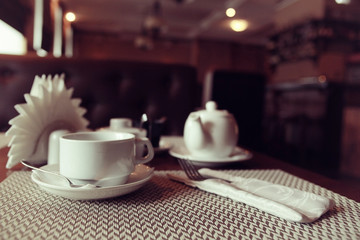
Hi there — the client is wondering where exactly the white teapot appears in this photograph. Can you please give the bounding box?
[183,101,238,158]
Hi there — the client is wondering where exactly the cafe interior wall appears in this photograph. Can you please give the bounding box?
[71,30,269,85]
[0,0,268,85]
[269,0,353,83]
[266,0,360,179]
[1,0,269,89]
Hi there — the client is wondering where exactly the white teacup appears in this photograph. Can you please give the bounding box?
[59,131,154,187]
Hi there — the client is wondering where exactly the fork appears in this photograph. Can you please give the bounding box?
[177,158,208,181]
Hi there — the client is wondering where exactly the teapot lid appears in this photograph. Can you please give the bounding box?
[205,101,218,111]
[199,101,230,116]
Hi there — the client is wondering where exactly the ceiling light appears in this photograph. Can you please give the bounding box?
[144,15,165,33]
[65,12,76,22]
[226,8,236,18]
[135,27,154,51]
[335,0,350,4]
[143,1,165,38]
[230,19,248,32]
[134,34,154,51]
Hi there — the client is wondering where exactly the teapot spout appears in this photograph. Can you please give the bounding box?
[183,113,209,150]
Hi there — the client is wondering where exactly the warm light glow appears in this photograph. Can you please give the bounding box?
[0,20,27,55]
[230,19,248,32]
[226,8,236,17]
[335,0,350,4]
[318,75,327,83]
[65,12,76,22]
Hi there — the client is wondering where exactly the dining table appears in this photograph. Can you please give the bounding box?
[0,134,359,239]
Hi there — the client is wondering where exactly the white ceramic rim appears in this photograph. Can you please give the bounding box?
[169,146,252,162]
[61,131,135,143]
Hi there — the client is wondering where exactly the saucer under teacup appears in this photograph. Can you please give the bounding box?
[68,174,130,187]
[31,164,154,200]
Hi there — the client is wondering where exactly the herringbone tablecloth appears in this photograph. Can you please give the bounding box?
[0,169,359,240]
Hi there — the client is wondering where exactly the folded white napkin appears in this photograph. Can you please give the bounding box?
[0,133,11,148]
[168,168,334,223]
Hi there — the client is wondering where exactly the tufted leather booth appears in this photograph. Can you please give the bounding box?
[0,55,201,134]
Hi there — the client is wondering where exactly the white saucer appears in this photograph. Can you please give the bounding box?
[169,145,252,167]
[31,164,154,200]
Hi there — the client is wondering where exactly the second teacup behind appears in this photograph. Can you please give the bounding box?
[59,131,154,187]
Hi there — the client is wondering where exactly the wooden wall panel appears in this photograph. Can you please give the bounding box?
[73,31,268,83]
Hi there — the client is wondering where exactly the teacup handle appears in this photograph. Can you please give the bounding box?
[135,137,154,164]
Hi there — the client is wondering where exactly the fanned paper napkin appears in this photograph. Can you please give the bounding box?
[168,168,334,223]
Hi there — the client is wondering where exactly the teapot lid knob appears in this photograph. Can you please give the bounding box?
[205,101,217,111]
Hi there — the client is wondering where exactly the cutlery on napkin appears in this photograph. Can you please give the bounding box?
[167,168,334,223]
